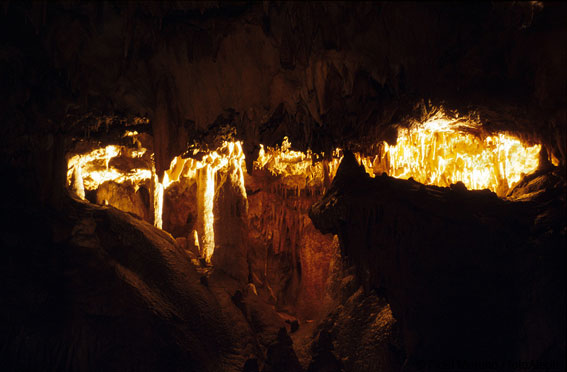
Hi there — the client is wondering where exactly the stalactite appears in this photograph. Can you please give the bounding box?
[71,163,85,200]
[196,164,215,261]
[152,171,164,229]
[367,111,541,196]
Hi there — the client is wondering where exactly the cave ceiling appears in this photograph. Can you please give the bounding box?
[1,1,566,178]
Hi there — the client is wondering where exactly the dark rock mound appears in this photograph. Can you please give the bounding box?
[310,155,566,370]
[262,327,304,372]
[0,196,245,371]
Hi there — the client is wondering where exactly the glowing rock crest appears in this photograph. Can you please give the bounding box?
[67,144,151,194]
[163,141,246,262]
[254,137,342,193]
[366,112,541,196]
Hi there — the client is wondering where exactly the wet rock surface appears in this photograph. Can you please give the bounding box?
[310,153,566,370]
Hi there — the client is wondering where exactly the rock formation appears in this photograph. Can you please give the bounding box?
[0,195,248,371]
[310,152,565,369]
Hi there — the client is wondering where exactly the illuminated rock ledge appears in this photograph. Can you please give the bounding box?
[357,111,542,197]
[67,113,545,235]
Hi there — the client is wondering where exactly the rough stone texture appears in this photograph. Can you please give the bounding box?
[294,221,339,320]
[310,152,566,369]
[0,195,250,372]
[291,259,402,372]
[204,269,305,371]
[246,171,338,320]
[96,180,151,222]
[262,328,304,372]
[157,158,339,322]
[212,161,249,282]
[307,329,344,372]
[163,180,198,238]
[310,289,402,372]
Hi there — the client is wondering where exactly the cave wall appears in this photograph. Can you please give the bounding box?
[213,160,250,282]
[163,180,198,238]
[95,180,151,221]
[159,163,340,320]
[246,172,338,320]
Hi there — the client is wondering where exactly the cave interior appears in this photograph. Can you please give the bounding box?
[1,2,565,372]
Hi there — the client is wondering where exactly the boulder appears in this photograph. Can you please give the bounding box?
[0,196,248,371]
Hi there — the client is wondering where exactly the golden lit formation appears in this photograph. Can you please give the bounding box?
[66,144,151,195]
[254,124,541,197]
[364,112,541,196]
[161,141,246,261]
[152,171,165,229]
[67,138,247,262]
[68,113,544,249]
[254,137,342,194]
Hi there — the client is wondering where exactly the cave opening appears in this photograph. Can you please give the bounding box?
[2,2,565,372]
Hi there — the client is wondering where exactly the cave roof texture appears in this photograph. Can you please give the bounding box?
[1,1,565,182]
